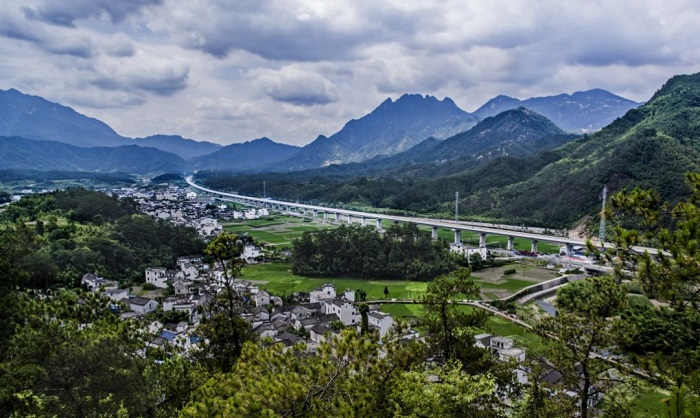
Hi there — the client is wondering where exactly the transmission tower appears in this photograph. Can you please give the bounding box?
[599,185,608,243]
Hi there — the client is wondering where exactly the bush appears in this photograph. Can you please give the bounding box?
[503,268,516,275]
[142,283,157,291]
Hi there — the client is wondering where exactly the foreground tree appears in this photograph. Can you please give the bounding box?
[591,172,700,415]
[420,268,489,370]
[536,276,630,418]
[195,232,254,373]
[181,329,500,418]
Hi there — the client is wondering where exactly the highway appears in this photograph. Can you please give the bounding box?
[186,175,658,255]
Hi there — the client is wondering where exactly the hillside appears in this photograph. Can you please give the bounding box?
[197,72,700,230]
[0,136,187,174]
[454,73,700,227]
[0,88,128,147]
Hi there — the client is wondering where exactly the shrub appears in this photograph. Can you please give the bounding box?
[503,268,516,275]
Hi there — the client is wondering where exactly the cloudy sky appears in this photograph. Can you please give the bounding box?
[1,0,698,146]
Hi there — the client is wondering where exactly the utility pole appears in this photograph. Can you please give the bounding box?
[263,181,266,198]
[599,185,607,243]
[455,191,459,223]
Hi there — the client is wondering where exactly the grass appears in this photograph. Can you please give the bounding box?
[627,386,669,417]
[244,263,430,300]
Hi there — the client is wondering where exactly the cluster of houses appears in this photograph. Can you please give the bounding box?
[81,252,404,355]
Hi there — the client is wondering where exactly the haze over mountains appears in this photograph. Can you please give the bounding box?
[0,87,640,174]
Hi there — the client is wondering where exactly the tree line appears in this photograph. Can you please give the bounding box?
[290,223,460,281]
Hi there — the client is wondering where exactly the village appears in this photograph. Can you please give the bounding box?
[81,182,531,387]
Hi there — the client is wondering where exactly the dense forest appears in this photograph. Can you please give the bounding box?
[291,223,460,280]
[0,188,204,287]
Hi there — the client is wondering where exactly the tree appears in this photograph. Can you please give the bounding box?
[469,252,483,270]
[419,268,490,371]
[196,232,254,373]
[384,285,389,299]
[0,291,153,417]
[181,329,497,418]
[535,276,629,418]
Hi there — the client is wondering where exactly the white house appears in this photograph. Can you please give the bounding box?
[129,297,159,314]
[81,273,117,291]
[326,299,360,326]
[368,311,394,337]
[145,268,168,288]
[450,243,487,259]
[101,288,129,302]
[242,245,263,262]
[254,290,271,307]
[310,284,336,303]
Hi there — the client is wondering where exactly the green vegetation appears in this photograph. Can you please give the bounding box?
[0,188,205,286]
[198,73,700,229]
[291,223,459,281]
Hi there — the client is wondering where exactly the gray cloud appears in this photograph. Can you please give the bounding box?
[22,0,164,27]
[90,61,190,97]
[253,66,338,105]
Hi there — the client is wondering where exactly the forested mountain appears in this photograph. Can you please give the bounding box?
[133,134,222,160]
[0,88,128,147]
[0,136,187,174]
[473,89,641,132]
[275,94,480,171]
[377,107,572,172]
[192,137,300,172]
[198,72,700,230]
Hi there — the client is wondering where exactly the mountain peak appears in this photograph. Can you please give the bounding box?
[474,89,640,132]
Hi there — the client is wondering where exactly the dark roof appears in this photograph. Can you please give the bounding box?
[130,296,154,306]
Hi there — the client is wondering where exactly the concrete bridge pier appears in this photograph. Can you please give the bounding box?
[313,210,318,218]
[361,216,367,226]
[376,218,383,230]
[334,212,339,222]
[531,239,538,253]
[479,232,487,248]
[432,226,439,240]
[347,214,352,224]
[453,229,462,244]
[323,212,328,221]
[507,236,514,251]
[565,243,574,256]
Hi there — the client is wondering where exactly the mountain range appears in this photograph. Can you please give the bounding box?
[194,72,700,230]
[473,89,640,132]
[0,87,640,174]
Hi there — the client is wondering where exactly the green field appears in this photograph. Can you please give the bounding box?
[223,215,334,248]
[244,263,429,300]
[244,262,550,301]
[226,212,563,255]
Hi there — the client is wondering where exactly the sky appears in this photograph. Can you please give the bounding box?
[1,1,699,146]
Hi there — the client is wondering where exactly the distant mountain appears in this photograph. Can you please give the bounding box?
[192,137,300,172]
[0,88,128,147]
[276,94,479,171]
[0,89,224,159]
[473,89,640,132]
[0,136,187,174]
[366,107,571,177]
[133,135,221,160]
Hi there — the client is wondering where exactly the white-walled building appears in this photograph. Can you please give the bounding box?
[325,299,360,326]
[145,268,168,289]
[368,311,394,337]
[310,284,336,303]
